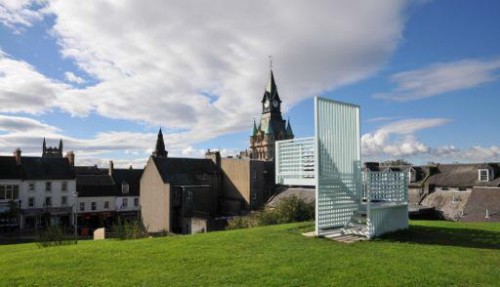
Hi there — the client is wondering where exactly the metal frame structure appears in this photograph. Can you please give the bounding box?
[275,96,408,238]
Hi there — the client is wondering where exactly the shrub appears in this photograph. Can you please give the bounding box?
[111,218,147,240]
[227,196,314,230]
[36,226,75,248]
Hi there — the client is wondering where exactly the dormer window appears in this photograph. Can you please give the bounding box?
[121,182,129,194]
[478,169,490,182]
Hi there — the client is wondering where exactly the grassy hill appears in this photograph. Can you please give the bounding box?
[1,221,499,286]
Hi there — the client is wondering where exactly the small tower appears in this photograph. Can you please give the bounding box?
[249,65,293,161]
[153,128,168,158]
[42,138,63,158]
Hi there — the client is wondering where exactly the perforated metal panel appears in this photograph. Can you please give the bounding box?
[315,97,361,235]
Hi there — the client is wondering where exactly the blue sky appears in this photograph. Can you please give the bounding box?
[0,0,499,167]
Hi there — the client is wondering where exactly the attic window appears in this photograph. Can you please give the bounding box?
[121,182,129,194]
[478,169,490,182]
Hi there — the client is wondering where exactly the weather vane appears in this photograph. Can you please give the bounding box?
[269,55,273,70]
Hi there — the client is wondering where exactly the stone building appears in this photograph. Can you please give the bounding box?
[249,69,294,161]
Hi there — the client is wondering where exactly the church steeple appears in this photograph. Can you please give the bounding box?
[153,128,168,158]
[261,69,282,114]
[251,119,258,136]
[286,119,294,138]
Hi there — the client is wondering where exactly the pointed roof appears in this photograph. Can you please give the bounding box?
[286,119,294,138]
[261,69,281,103]
[251,119,258,136]
[153,128,168,158]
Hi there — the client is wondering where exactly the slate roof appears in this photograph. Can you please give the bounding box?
[111,168,143,196]
[428,163,500,188]
[0,156,74,180]
[0,156,21,179]
[461,187,500,222]
[75,166,115,197]
[152,157,217,186]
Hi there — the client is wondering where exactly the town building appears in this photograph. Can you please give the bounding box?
[0,140,76,231]
[140,129,222,234]
[249,69,294,161]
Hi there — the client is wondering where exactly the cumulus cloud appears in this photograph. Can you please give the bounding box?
[0,115,59,133]
[373,59,500,101]
[0,0,44,32]
[64,71,85,84]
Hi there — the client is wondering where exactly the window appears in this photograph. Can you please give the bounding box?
[122,198,128,208]
[479,169,489,182]
[29,182,35,192]
[79,202,85,212]
[45,182,52,192]
[121,182,129,194]
[61,196,67,206]
[28,197,35,207]
[104,201,109,209]
[44,197,52,207]
[61,182,67,192]
[134,198,139,207]
[0,185,20,200]
[91,202,96,211]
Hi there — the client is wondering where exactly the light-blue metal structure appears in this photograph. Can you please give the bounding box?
[275,96,408,238]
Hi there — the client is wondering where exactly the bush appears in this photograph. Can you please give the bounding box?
[36,226,75,248]
[111,218,147,240]
[227,196,314,230]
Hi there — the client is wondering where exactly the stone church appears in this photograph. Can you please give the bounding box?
[249,69,294,160]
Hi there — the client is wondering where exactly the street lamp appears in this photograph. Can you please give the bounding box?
[73,191,78,243]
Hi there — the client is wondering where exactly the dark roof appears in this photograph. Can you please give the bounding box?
[0,157,21,179]
[110,168,143,196]
[7,156,75,180]
[152,157,217,186]
[75,166,115,197]
[462,187,500,222]
[428,163,500,188]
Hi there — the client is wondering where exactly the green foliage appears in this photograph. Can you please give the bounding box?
[227,195,314,230]
[1,221,499,286]
[36,226,75,248]
[111,217,147,240]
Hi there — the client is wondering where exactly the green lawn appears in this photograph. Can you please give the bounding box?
[1,221,499,286]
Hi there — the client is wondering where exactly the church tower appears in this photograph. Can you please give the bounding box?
[152,128,168,158]
[42,138,64,158]
[249,68,294,161]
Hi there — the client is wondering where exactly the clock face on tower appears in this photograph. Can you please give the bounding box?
[264,99,270,108]
[272,99,279,108]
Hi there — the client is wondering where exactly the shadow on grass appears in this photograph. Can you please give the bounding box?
[379,225,500,250]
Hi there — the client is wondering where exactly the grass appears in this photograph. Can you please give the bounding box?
[0,220,499,286]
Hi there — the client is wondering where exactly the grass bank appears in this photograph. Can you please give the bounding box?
[0,220,499,286]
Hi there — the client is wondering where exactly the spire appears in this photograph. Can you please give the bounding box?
[266,69,277,95]
[153,128,168,158]
[59,139,63,152]
[43,138,46,152]
[251,119,258,136]
[286,119,294,138]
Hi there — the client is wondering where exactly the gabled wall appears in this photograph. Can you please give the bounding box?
[140,157,170,233]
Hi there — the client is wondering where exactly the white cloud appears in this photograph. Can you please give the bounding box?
[64,71,85,84]
[373,59,500,101]
[0,53,70,114]
[36,0,406,138]
[0,115,59,133]
[0,0,44,32]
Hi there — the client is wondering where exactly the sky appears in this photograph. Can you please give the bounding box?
[0,0,499,168]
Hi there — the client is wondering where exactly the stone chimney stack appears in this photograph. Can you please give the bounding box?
[65,151,75,167]
[109,160,114,177]
[14,148,22,166]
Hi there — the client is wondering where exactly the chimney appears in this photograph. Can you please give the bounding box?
[14,148,22,165]
[129,164,133,170]
[65,151,75,167]
[109,160,114,177]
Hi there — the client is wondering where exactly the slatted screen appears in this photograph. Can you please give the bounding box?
[315,97,362,235]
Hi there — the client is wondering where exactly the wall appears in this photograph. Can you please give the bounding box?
[20,180,76,210]
[221,158,250,210]
[115,196,140,212]
[140,157,170,233]
[77,196,115,213]
[249,160,274,209]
